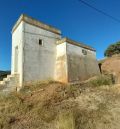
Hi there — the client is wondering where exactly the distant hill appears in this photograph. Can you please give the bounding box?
[0,70,11,81]
[0,70,11,75]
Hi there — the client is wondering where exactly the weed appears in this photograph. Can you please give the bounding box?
[89,75,113,87]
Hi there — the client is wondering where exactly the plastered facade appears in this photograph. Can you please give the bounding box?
[11,14,100,87]
[66,43,100,82]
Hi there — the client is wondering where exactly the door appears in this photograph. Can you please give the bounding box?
[14,46,18,73]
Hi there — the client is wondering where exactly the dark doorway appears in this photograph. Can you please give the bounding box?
[98,63,102,73]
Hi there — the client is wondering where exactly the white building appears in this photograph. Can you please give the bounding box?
[0,14,100,93]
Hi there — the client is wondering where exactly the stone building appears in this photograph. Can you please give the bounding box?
[0,14,100,92]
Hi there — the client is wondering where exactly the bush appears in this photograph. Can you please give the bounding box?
[90,75,113,87]
[104,42,120,57]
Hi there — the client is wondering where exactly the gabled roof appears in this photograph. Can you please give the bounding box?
[57,37,96,51]
[12,14,61,35]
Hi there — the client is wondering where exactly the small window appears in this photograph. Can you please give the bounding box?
[15,46,18,49]
[39,39,43,46]
[82,49,87,55]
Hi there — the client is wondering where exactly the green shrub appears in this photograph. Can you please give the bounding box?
[104,41,120,57]
[90,75,113,87]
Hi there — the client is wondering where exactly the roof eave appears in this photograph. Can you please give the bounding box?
[12,14,61,35]
[57,37,96,52]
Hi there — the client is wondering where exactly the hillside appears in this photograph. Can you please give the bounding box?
[1,54,120,129]
[100,54,120,83]
[0,76,120,129]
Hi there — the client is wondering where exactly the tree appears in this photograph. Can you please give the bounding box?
[104,42,120,57]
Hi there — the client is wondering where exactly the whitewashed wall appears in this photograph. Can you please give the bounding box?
[12,19,99,85]
[23,22,61,83]
[66,43,100,82]
[55,42,68,82]
[11,21,24,86]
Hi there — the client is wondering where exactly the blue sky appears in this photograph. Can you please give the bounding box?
[1,0,120,70]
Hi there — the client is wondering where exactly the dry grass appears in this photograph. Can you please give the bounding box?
[89,75,114,87]
[0,78,120,129]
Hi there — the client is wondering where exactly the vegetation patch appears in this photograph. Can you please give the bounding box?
[104,41,120,57]
[89,75,113,87]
